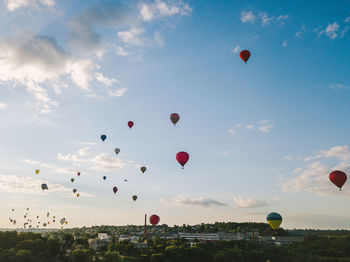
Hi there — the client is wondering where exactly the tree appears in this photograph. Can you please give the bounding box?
[103,251,121,262]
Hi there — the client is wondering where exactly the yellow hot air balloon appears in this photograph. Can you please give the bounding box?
[267,212,282,229]
[65,221,68,225]
[35,169,40,174]
[77,193,80,197]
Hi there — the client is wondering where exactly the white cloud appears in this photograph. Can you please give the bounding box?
[233,196,267,208]
[228,129,236,135]
[282,40,287,47]
[153,31,165,47]
[280,145,350,197]
[95,72,119,86]
[231,45,240,54]
[118,27,148,46]
[229,120,273,135]
[296,25,306,38]
[108,88,127,97]
[0,102,7,109]
[57,147,135,171]
[245,124,254,130]
[240,11,256,24]
[161,195,228,207]
[0,174,94,197]
[258,124,274,133]
[139,0,192,22]
[115,46,130,57]
[6,0,55,12]
[317,22,340,39]
[276,14,289,25]
[259,12,273,27]
[330,83,347,90]
[69,59,97,91]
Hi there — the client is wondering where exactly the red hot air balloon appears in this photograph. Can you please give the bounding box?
[149,214,160,226]
[329,171,347,190]
[113,186,118,194]
[77,172,81,176]
[128,121,134,129]
[240,50,251,63]
[170,113,180,126]
[176,151,189,169]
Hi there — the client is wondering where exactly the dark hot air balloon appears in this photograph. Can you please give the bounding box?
[170,113,180,126]
[77,172,81,176]
[149,214,160,226]
[141,166,146,173]
[101,135,107,141]
[176,152,189,169]
[113,186,118,194]
[329,170,347,190]
[132,195,137,201]
[103,176,107,180]
[240,50,251,63]
[73,189,77,194]
[128,121,134,129]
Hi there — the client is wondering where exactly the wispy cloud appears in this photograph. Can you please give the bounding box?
[280,145,350,197]
[296,25,306,38]
[240,11,256,24]
[161,195,228,207]
[233,196,267,208]
[6,0,55,12]
[231,45,241,54]
[229,120,274,134]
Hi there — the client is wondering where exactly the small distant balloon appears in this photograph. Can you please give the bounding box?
[176,151,189,169]
[77,193,80,197]
[113,186,118,194]
[128,121,134,129]
[103,176,107,180]
[35,169,40,175]
[170,113,180,126]
[41,184,48,191]
[101,134,107,142]
[115,148,120,155]
[267,212,282,230]
[77,172,81,176]
[149,214,160,226]
[329,170,347,190]
[132,195,137,201]
[71,178,74,183]
[240,50,251,63]
[141,166,146,174]
[73,189,77,194]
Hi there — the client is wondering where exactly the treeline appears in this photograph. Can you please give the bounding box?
[56,222,288,237]
[1,231,350,261]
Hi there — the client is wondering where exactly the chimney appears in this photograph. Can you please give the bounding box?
[144,214,147,239]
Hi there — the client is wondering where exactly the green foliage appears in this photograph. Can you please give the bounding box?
[71,249,92,262]
[103,251,121,262]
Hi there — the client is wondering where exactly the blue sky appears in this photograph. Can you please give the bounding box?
[0,0,350,230]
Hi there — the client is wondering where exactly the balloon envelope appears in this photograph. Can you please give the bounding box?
[71,178,74,183]
[240,50,251,63]
[329,170,347,190]
[170,113,180,125]
[149,214,160,226]
[77,193,80,197]
[77,172,81,176]
[103,176,107,180]
[113,186,118,194]
[132,195,137,201]
[176,152,189,169]
[115,148,120,155]
[141,166,146,173]
[267,212,282,229]
[128,121,134,128]
[101,134,107,141]
[73,189,77,194]
[41,184,48,191]
[35,169,40,174]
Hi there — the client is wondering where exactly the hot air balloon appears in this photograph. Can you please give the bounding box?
[128,121,134,129]
[37,216,39,219]
[48,221,50,225]
[12,209,14,212]
[113,186,118,194]
[132,195,137,201]
[170,113,180,126]
[176,152,189,169]
[140,166,146,174]
[267,212,282,230]
[73,189,77,194]
[60,218,65,225]
[77,193,80,197]
[77,172,81,176]
[103,176,107,180]
[149,214,160,226]
[41,184,48,191]
[124,179,128,182]
[101,134,107,142]
[329,171,347,190]
[71,178,74,183]
[53,216,55,219]
[65,221,68,225]
[53,220,55,223]
[240,50,251,63]
[115,148,120,155]
[27,208,29,210]
[35,169,40,175]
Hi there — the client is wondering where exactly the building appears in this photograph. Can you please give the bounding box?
[88,233,111,251]
[177,232,245,241]
[261,236,304,246]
